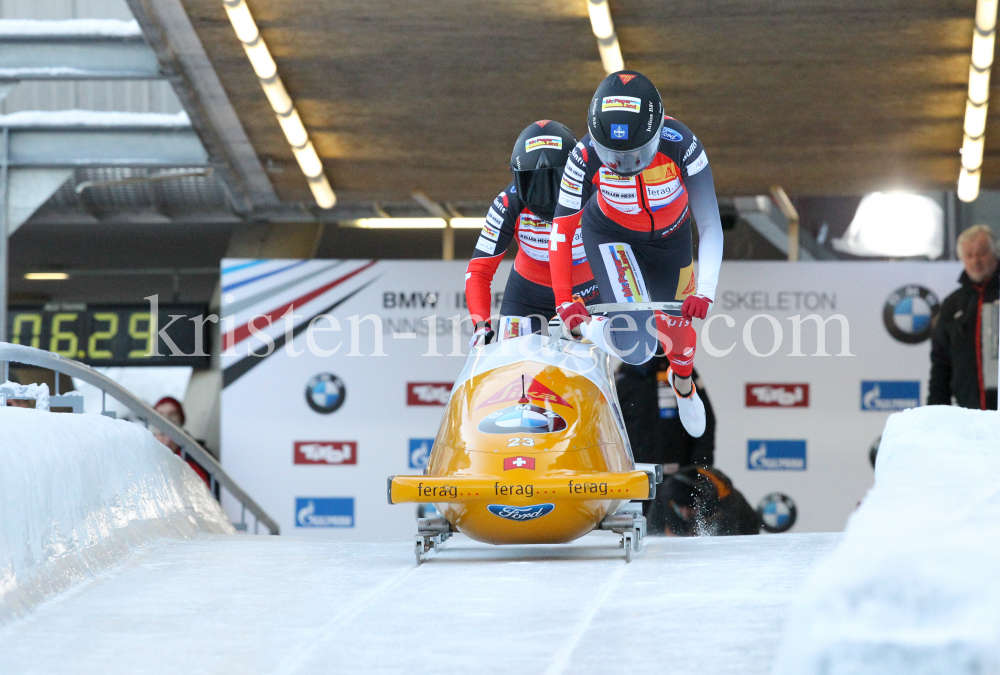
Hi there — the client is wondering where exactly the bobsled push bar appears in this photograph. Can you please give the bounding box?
[587,301,683,315]
[387,472,654,505]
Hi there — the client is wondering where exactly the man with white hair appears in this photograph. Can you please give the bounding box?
[929,225,999,410]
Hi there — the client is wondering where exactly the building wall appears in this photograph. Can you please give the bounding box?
[0,0,182,114]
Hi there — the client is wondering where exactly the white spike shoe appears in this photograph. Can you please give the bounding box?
[668,368,706,438]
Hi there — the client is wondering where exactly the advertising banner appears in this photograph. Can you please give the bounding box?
[220,259,963,537]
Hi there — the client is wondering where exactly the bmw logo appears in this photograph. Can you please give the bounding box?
[756,492,797,533]
[883,285,940,344]
[305,373,346,414]
[477,404,567,434]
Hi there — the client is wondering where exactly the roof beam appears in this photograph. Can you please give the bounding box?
[0,20,161,80]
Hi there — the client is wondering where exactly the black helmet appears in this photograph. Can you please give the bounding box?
[510,120,577,221]
[587,71,663,177]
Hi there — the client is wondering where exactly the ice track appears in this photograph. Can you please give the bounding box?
[0,532,839,675]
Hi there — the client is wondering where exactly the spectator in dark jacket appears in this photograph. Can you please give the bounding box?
[929,225,999,410]
[616,359,715,468]
[656,466,760,537]
[153,396,211,486]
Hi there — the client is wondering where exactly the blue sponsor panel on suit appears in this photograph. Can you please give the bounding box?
[408,438,433,469]
[861,381,920,411]
[295,497,354,527]
[747,440,807,470]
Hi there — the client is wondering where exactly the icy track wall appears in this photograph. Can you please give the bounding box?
[772,406,1000,675]
[0,407,234,625]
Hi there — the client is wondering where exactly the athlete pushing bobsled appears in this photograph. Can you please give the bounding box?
[549,71,724,439]
[465,120,599,344]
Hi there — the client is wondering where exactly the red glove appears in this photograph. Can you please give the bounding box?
[681,295,713,320]
[557,300,590,333]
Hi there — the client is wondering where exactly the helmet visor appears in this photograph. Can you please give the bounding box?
[512,167,562,218]
[592,118,664,177]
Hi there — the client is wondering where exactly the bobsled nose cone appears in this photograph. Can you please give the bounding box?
[669,369,706,438]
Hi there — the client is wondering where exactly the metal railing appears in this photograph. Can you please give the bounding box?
[0,342,279,535]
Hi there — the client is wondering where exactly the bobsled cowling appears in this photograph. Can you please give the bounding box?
[388,333,652,545]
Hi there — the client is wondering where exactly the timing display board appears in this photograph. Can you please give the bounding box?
[7,303,210,367]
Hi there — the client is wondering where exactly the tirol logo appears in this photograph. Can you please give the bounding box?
[746,384,809,408]
[408,438,433,469]
[295,497,354,528]
[747,440,807,470]
[861,381,920,411]
[478,404,567,434]
[407,382,453,406]
[757,493,797,533]
[488,503,555,521]
[883,285,940,344]
[477,377,572,409]
[305,373,345,414]
[294,441,357,465]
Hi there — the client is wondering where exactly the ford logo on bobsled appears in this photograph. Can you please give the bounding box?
[488,503,555,521]
[477,404,567,434]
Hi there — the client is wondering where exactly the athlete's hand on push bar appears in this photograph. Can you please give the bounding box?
[557,300,590,335]
[681,295,713,321]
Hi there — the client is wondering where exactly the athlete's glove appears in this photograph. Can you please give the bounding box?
[557,300,590,335]
[681,295,713,320]
[469,321,495,349]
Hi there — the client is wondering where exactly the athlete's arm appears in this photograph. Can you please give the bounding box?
[465,184,521,325]
[673,124,723,303]
[550,137,599,305]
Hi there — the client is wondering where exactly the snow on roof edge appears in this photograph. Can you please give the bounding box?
[0,19,142,38]
[0,110,191,128]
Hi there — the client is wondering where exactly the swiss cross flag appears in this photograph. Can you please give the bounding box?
[503,456,535,470]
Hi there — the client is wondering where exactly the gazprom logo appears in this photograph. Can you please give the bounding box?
[747,440,806,471]
[861,381,920,411]
[487,503,555,521]
[295,497,354,527]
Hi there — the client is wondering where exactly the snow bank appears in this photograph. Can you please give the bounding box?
[0,19,142,37]
[0,110,191,127]
[0,408,234,626]
[771,406,1000,675]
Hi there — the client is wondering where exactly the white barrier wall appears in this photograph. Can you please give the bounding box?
[219,259,963,538]
[0,408,234,625]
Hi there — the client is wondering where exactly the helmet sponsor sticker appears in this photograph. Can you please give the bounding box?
[618,73,637,85]
[478,403,568,434]
[686,150,708,176]
[660,127,683,142]
[477,377,572,409]
[488,503,555,521]
[525,135,563,152]
[611,123,629,140]
[601,96,642,113]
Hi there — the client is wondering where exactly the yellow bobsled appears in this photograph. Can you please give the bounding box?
[388,325,661,563]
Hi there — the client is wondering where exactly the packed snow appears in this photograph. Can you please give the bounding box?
[771,406,1000,675]
[0,110,190,127]
[0,407,232,626]
[0,19,142,38]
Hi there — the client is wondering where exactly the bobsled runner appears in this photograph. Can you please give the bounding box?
[388,317,662,563]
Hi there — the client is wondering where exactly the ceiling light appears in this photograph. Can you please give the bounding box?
[223,0,335,209]
[587,0,625,75]
[25,272,69,280]
[832,193,944,258]
[450,218,486,228]
[959,0,998,202]
[345,218,447,229]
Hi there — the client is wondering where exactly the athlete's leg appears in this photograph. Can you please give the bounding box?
[500,268,557,334]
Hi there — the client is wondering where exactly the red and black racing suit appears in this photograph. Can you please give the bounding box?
[465,182,598,334]
[549,117,724,372]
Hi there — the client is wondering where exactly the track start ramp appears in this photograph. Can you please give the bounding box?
[0,532,839,675]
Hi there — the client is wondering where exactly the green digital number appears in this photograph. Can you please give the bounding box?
[88,312,119,360]
[49,313,79,357]
[128,312,155,358]
[11,313,42,349]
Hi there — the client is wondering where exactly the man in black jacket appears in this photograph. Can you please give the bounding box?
[616,358,715,468]
[929,225,999,410]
